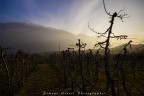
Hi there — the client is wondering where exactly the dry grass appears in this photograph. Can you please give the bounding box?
[16,64,62,96]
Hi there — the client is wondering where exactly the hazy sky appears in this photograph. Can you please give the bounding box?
[0,0,144,46]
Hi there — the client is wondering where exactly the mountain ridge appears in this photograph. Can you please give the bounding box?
[0,22,96,53]
[1,22,143,53]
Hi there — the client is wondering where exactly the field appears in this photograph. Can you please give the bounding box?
[0,44,144,96]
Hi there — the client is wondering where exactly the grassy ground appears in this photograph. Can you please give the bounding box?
[15,63,144,96]
[16,64,62,96]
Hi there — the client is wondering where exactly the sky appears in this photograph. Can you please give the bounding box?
[0,0,144,46]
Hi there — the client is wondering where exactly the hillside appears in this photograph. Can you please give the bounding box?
[1,22,143,53]
[0,22,96,53]
[111,44,144,54]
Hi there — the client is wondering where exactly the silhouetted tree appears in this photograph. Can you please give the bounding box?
[0,47,13,96]
[76,39,87,93]
[88,0,129,95]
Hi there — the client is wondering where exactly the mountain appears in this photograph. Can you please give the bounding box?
[0,22,96,53]
[111,44,144,54]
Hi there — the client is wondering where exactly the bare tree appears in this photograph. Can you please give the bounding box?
[0,47,13,96]
[88,0,129,95]
[76,39,87,93]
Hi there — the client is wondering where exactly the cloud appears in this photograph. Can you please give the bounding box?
[29,0,102,35]
[27,0,144,46]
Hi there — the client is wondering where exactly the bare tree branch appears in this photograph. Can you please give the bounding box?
[103,0,112,16]
[117,7,125,14]
[88,22,109,37]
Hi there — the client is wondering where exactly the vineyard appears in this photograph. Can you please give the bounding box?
[0,48,38,96]
[0,0,144,96]
[48,39,144,96]
[0,40,144,96]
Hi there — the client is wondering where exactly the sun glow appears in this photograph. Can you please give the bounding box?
[1,0,144,47]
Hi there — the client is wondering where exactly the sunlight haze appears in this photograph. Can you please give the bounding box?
[0,0,144,49]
